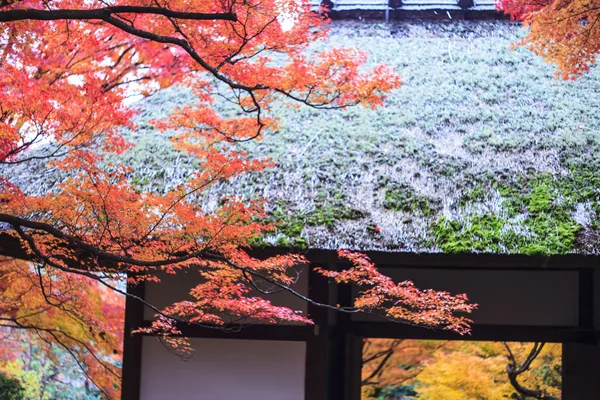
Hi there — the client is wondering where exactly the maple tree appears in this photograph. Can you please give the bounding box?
[0,257,124,398]
[498,0,600,79]
[0,0,476,397]
[503,342,560,400]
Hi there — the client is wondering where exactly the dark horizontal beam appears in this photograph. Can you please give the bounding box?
[359,251,600,270]
[6,228,599,271]
[141,320,315,341]
[351,322,599,344]
[248,248,600,271]
[139,319,600,344]
[325,9,509,21]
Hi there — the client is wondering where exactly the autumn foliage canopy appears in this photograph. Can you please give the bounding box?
[497,0,600,79]
[0,0,482,396]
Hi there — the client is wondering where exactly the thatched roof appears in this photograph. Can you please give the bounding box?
[9,21,600,255]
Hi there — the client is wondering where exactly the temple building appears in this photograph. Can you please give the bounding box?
[105,16,600,400]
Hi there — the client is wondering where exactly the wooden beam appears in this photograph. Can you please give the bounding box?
[248,248,600,271]
[351,322,599,343]
[6,233,600,272]
[140,321,314,341]
[356,251,600,270]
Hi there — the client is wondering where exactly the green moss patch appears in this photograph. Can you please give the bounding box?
[434,170,600,254]
[251,195,366,250]
[382,181,438,216]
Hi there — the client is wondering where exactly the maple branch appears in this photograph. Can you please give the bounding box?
[1,214,359,314]
[0,213,468,331]
[361,339,403,385]
[503,342,560,400]
[0,4,366,150]
[0,213,206,268]
[2,226,238,334]
[222,258,358,314]
[0,6,352,112]
[0,7,237,23]
[2,214,319,313]
[0,215,371,315]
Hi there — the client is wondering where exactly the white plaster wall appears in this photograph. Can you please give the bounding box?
[352,268,579,326]
[143,267,309,321]
[140,337,306,400]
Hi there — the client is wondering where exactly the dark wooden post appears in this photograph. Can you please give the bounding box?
[562,268,600,398]
[305,253,361,400]
[330,280,352,400]
[563,342,600,398]
[121,280,145,400]
[578,268,594,331]
[305,261,331,400]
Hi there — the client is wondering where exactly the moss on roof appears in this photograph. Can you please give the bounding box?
[10,21,600,254]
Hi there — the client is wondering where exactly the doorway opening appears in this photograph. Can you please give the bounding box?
[361,339,561,399]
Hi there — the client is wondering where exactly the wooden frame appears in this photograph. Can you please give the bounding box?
[121,250,600,400]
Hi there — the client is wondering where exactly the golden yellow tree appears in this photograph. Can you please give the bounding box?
[417,341,561,399]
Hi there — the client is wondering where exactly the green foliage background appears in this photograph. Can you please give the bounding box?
[0,371,25,400]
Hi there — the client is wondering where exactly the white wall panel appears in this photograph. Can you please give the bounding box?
[140,337,306,400]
